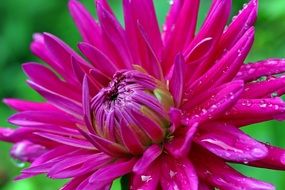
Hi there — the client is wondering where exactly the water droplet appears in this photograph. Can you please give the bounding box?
[274,105,279,110]
[169,170,177,178]
[237,49,242,57]
[271,92,278,98]
[11,158,26,168]
[252,148,265,157]
[248,68,255,74]
[141,175,152,182]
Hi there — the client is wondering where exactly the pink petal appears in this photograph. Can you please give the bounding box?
[130,160,160,190]
[165,123,198,158]
[162,0,199,74]
[169,54,185,106]
[96,2,133,69]
[192,149,275,190]
[241,77,285,98]
[82,76,96,134]
[249,144,285,170]
[161,156,198,190]
[123,0,162,56]
[184,0,232,80]
[196,123,268,162]
[223,98,285,126]
[119,119,145,155]
[9,110,79,127]
[23,62,81,101]
[236,59,285,82]
[78,42,117,77]
[68,0,101,45]
[3,98,56,112]
[136,23,164,80]
[89,158,137,184]
[35,132,95,150]
[27,81,82,116]
[218,0,257,55]
[43,33,86,83]
[131,110,165,144]
[183,80,244,125]
[187,28,253,96]
[133,144,162,174]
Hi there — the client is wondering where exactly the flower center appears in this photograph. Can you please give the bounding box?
[90,70,173,154]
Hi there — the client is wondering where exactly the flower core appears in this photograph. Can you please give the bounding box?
[91,70,173,154]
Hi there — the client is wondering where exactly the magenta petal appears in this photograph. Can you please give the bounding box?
[193,149,275,190]
[76,175,111,190]
[184,80,244,125]
[10,140,46,162]
[43,33,86,83]
[169,54,185,106]
[196,123,268,162]
[241,77,285,99]
[166,122,198,158]
[188,28,253,95]
[88,133,128,157]
[89,158,137,184]
[61,175,88,190]
[130,160,160,190]
[82,76,96,134]
[163,0,200,75]
[23,62,81,101]
[96,2,133,69]
[28,81,83,116]
[3,98,56,112]
[8,110,78,127]
[249,145,285,170]
[223,98,285,126]
[236,59,285,82]
[133,144,162,174]
[68,0,100,45]
[219,0,257,53]
[123,0,162,56]
[35,132,95,150]
[137,23,164,80]
[161,156,198,190]
[78,42,117,77]
[184,0,232,79]
[119,119,145,155]
[48,153,110,179]
[131,110,165,144]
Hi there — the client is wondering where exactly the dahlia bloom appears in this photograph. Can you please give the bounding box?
[1,0,285,189]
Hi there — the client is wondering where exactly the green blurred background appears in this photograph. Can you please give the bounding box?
[0,0,285,189]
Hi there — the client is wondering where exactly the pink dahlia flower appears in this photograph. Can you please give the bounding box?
[1,0,285,189]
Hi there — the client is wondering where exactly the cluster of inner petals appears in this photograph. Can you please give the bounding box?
[90,70,173,154]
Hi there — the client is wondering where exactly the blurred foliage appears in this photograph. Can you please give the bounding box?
[0,0,285,189]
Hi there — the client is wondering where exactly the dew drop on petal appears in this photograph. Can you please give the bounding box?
[10,158,26,168]
[271,92,278,98]
[141,175,152,182]
[251,148,265,158]
[169,170,177,178]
